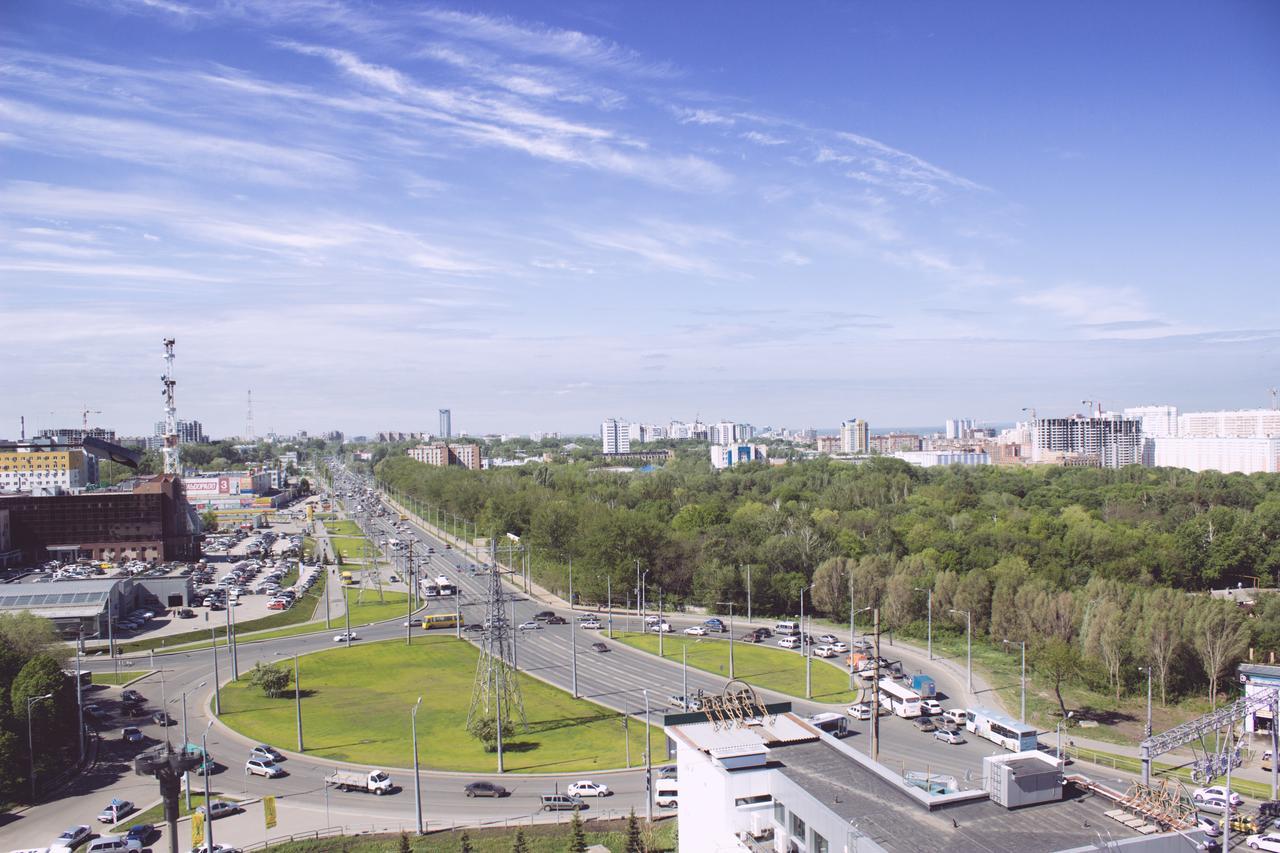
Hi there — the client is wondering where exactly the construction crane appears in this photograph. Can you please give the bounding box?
[1271,388,1277,411]
[81,407,102,430]
[1081,399,1102,417]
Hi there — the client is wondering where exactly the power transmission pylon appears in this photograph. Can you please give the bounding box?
[467,543,527,735]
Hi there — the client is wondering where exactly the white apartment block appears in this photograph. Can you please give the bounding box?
[1152,436,1280,474]
[710,421,737,445]
[1179,408,1280,438]
[1122,405,1179,438]
[944,418,974,440]
[892,450,990,468]
[601,419,631,454]
[839,419,869,454]
[668,421,692,440]
[1033,414,1143,468]
[710,443,768,469]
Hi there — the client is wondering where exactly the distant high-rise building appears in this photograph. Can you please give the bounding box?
[945,418,975,440]
[601,419,631,454]
[709,443,768,469]
[37,427,117,444]
[840,419,870,454]
[1178,408,1280,438]
[1122,405,1179,438]
[1034,414,1143,468]
[1152,436,1280,474]
[734,423,755,441]
[710,421,736,445]
[407,442,481,470]
[153,420,206,444]
[438,409,452,439]
[815,435,841,455]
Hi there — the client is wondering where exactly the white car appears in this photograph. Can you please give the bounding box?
[333,631,359,642]
[650,622,673,633]
[580,620,602,629]
[644,615,662,625]
[812,645,836,658]
[817,633,839,644]
[245,758,284,778]
[50,826,93,853]
[1246,834,1280,852]
[1195,794,1230,814]
[829,642,849,654]
[942,708,967,726]
[920,699,943,716]
[567,780,611,797]
[777,636,800,649]
[519,621,541,630]
[847,703,873,720]
[683,626,707,636]
[934,728,966,745]
[1194,786,1243,807]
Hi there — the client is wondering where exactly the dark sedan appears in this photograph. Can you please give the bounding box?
[591,642,609,653]
[464,781,508,798]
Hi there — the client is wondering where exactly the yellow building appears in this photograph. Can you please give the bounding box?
[0,444,91,494]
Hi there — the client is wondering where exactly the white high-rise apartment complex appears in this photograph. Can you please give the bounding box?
[601,418,631,454]
[1122,405,1179,438]
[839,419,870,454]
[1034,414,1143,468]
[1153,437,1280,474]
[1179,408,1280,438]
[945,418,974,440]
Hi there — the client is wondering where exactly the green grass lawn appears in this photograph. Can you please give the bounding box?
[218,637,664,773]
[331,535,373,560]
[262,820,675,853]
[323,519,362,537]
[615,632,860,704]
[92,670,154,685]
[342,587,411,626]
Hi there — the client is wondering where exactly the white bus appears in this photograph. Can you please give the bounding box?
[419,578,439,598]
[965,708,1039,752]
[877,678,923,718]
[435,575,456,596]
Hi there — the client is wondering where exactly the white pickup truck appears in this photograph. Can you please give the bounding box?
[325,768,394,795]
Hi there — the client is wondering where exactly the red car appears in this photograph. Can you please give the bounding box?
[267,601,286,610]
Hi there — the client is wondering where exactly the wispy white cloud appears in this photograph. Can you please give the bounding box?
[742,130,787,146]
[672,106,734,126]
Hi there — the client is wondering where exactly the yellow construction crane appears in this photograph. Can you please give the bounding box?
[81,407,102,429]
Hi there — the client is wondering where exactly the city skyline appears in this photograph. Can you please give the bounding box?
[3,1,1278,436]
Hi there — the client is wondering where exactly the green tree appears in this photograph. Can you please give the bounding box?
[200,510,219,532]
[247,662,292,699]
[469,715,499,753]
[625,808,644,853]
[1192,598,1250,707]
[1033,638,1085,721]
[458,831,473,853]
[510,828,529,853]
[0,613,61,664]
[567,809,586,852]
[398,832,411,853]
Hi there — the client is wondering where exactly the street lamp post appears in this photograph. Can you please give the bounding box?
[914,588,933,660]
[170,682,206,810]
[293,653,303,751]
[800,585,814,699]
[949,609,972,695]
[411,696,424,835]
[1141,665,1153,739]
[26,692,53,802]
[851,607,871,689]
[643,689,652,824]
[200,722,214,853]
[571,591,579,698]
[607,576,613,639]
[1003,640,1026,723]
[1056,712,1073,766]
[716,601,736,679]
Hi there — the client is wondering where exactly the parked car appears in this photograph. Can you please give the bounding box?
[464,781,508,798]
[591,642,609,653]
[683,626,707,636]
[333,631,359,642]
[567,780,611,797]
[86,836,132,853]
[97,799,136,823]
[190,845,242,853]
[934,728,966,745]
[50,825,93,853]
[245,758,284,778]
[122,726,143,743]
[124,825,155,847]
[195,802,239,820]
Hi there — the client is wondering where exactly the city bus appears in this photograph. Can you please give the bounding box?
[340,571,354,585]
[877,678,923,718]
[435,575,456,596]
[965,708,1039,752]
[419,613,460,630]
[419,578,439,598]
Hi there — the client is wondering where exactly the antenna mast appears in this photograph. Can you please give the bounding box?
[162,338,180,475]
[246,389,254,440]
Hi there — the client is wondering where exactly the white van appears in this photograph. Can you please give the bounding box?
[777,636,801,649]
[774,621,800,636]
[655,781,678,809]
[87,837,133,853]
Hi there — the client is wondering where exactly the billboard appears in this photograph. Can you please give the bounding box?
[184,478,222,494]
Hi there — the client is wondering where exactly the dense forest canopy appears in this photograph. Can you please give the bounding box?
[375,454,1280,704]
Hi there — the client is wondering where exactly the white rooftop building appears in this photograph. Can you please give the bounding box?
[601,418,631,454]
[1179,408,1280,438]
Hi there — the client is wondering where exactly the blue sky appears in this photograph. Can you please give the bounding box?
[2,1,1277,438]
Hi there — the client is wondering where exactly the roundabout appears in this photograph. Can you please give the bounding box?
[216,635,665,773]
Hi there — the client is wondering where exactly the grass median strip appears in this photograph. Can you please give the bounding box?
[614,632,861,704]
[117,792,236,829]
[91,670,154,686]
[218,636,663,773]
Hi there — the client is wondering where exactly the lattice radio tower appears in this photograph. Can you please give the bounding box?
[161,338,180,475]
[467,542,527,731]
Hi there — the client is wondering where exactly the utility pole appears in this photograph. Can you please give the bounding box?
[571,590,578,698]
[411,696,424,835]
[658,588,664,657]
[607,576,613,639]
[915,587,932,660]
[871,608,881,763]
[717,601,736,679]
[644,689,652,825]
[801,585,813,699]
[293,653,303,751]
[950,609,972,695]
[745,564,752,625]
